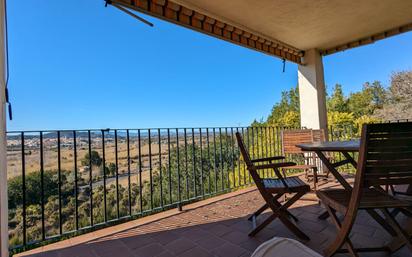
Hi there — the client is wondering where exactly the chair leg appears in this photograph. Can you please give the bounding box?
[312,167,318,191]
[381,208,412,253]
[391,208,401,217]
[324,205,358,257]
[248,203,269,221]
[318,211,330,220]
[249,191,309,240]
[275,192,309,240]
[366,209,397,236]
[249,213,278,236]
[286,210,299,222]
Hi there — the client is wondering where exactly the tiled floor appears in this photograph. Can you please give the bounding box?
[15,176,412,257]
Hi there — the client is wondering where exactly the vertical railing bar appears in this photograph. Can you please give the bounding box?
[261,127,266,178]
[206,128,211,194]
[40,132,45,240]
[138,129,143,213]
[148,129,153,210]
[176,129,181,210]
[213,128,218,193]
[184,128,189,200]
[192,128,197,197]
[269,126,273,156]
[230,128,235,188]
[272,126,276,175]
[268,126,272,156]
[158,129,163,208]
[57,131,63,235]
[127,129,132,216]
[219,128,224,191]
[225,128,230,189]
[167,129,172,204]
[115,130,120,219]
[101,130,107,223]
[272,127,276,178]
[199,128,204,196]
[255,127,259,160]
[279,127,283,157]
[73,131,79,231]
[236,128,241,187]
[246,127,251,183]
[88,130,93,226]
[265,127,269,177]
[251,127,255,175]
[241,127,247,185]
[21,132,27,245]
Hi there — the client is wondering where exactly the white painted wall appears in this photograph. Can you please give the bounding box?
[298,49,328,131]
[0,0,8,256]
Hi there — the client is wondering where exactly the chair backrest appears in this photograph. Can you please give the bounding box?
[236,132,274,190]
[236,132,289,190]
[349,122,412,215]
[281,129,314,155]
[312,129,327,143]
[360,122,412,188]
[235,132,253,169]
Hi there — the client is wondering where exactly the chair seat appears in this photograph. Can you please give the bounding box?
[317,188,412,214]
[263,176,310,193]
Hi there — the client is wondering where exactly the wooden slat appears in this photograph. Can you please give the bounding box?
[282,129,313,154]
[364,122,412,186]
[367,151,412,160]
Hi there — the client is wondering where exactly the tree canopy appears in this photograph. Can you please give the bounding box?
[259,69,411,128]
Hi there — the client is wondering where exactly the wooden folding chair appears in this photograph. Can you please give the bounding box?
[236,132,311,240]
[317,122,412,257]
[281,129,321,188]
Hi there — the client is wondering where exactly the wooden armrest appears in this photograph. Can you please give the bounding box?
[254,162,297,170]
[251,156,285,163]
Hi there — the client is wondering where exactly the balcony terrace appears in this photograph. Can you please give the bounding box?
[1,1,412,256]
[15,176,411,257]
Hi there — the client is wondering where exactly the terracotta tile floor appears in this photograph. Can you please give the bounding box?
[15,176,412,257]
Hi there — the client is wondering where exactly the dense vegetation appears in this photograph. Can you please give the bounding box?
[8,135,241,248]
[260,70,412,131]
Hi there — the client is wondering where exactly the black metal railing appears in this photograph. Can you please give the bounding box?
[8,121,409,252]
[7,126,295,252]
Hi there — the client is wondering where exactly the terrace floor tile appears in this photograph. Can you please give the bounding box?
[14,175,412,257]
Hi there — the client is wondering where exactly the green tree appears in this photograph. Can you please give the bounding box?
[81,150,102,167]
[327,84,348,112]
[267,85,300,127]
[348,81,386,117]
[374,70,412,120]
[8,170,58,209]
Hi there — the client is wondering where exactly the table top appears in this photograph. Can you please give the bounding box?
[296,140,360,152]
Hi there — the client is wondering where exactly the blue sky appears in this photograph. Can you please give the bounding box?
[7,0,412,131]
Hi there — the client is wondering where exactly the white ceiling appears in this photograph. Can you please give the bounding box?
[173,0,412,51]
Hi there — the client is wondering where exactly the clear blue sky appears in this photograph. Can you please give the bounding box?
[6,0,412,131]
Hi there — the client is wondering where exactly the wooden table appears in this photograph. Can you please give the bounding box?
[296,140,398,236]
[296,140,360,191]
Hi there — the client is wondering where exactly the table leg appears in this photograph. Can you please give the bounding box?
[315,151,353,220]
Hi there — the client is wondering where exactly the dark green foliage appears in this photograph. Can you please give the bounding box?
[8,170,58,209]
[81,150,102,167]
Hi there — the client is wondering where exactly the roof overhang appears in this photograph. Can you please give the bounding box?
[109,0,412,64]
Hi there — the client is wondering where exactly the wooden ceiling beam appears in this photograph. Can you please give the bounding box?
[110,0,304,64]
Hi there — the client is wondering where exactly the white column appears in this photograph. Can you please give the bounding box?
[0,0,8,256]
[298,49,328,131]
